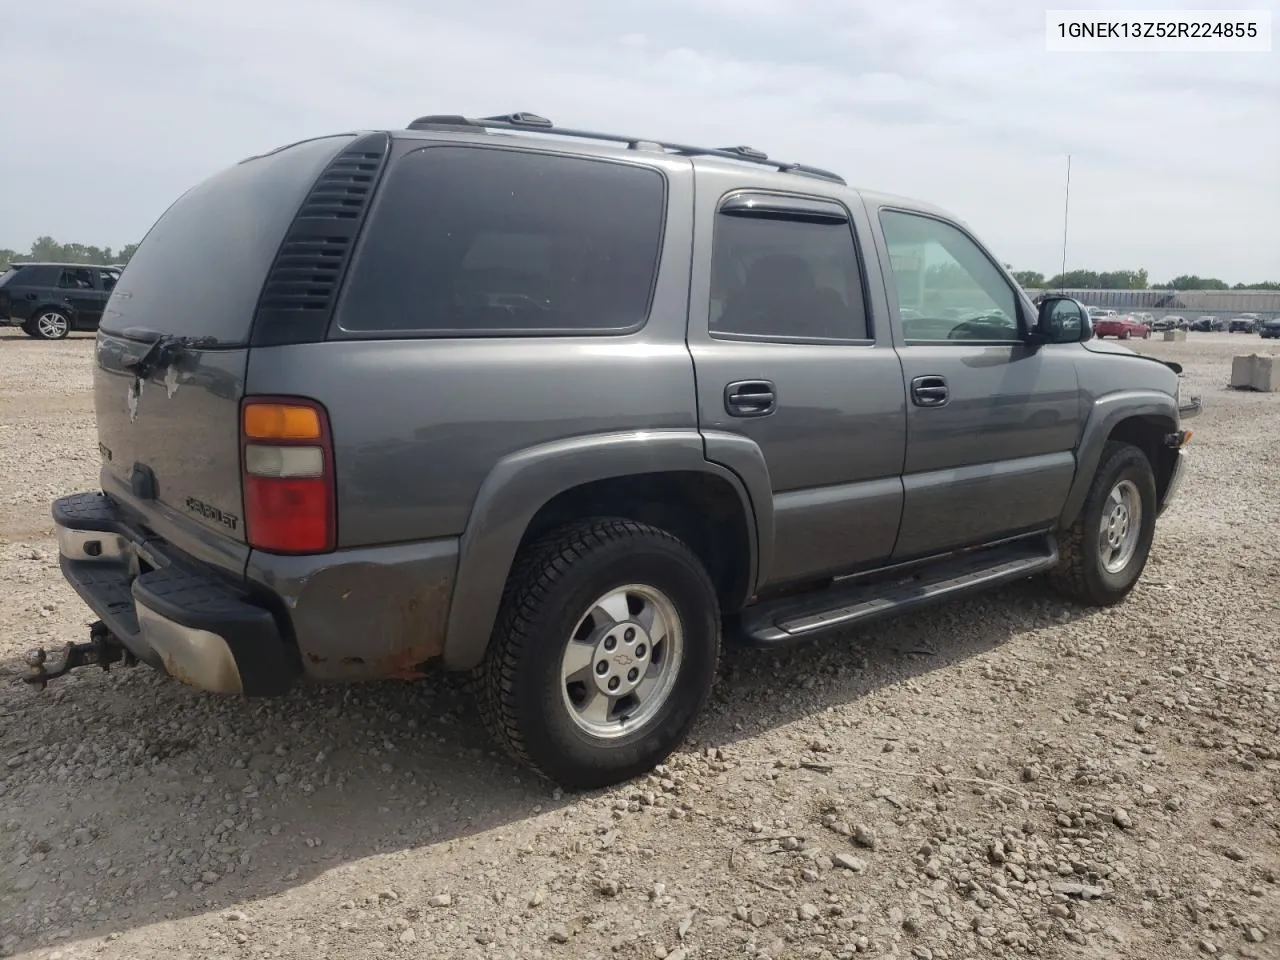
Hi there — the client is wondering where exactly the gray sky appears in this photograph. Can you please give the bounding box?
[1,0,1276,282]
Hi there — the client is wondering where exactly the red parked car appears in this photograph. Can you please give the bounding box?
[1092,313,1150,340]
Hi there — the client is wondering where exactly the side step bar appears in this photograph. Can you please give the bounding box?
[740,536,1059,646]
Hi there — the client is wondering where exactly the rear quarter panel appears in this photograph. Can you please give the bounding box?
[244,151,700,549]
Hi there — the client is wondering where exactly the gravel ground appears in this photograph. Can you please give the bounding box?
[0,327,1277,960]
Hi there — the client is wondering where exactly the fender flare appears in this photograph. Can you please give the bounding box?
[1059,389,1177,528]
[440,429,769,671]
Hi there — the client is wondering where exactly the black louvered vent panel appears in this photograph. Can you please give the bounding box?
[251,132,390,347]
[296,150,384,219]
[256,237,348,310]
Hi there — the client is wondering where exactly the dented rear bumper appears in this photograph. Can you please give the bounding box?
[53,492,298,696]
[54,491,461,690]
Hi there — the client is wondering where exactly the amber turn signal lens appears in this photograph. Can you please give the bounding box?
[243,403,322,440]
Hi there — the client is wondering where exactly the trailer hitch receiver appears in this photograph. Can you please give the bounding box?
[23,621,137,690]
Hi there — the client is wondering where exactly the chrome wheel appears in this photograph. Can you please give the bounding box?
[560,583,684,740]
[1098,479,1142,573]
[35,312,69,339]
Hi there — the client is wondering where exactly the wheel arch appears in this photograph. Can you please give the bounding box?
[441,430,764,671]
[1060,391,1178,529]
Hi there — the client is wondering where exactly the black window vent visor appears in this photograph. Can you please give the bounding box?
[250,132,391,347]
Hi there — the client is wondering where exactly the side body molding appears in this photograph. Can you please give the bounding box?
[441,429,763,670]
[1059,389,1178,528]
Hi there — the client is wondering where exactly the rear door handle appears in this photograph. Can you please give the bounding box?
[725,380,777,417]
[910,375,949,407]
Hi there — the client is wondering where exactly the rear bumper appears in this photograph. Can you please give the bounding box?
[53,492,298,696]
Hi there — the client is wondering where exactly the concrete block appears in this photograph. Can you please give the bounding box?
[1231,354,1280,392]
[1162,330,1187,342]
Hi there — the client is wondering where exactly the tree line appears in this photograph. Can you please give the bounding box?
[1007,268,1279,291]
[0,236,139,271]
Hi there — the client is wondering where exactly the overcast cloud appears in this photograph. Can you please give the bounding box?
[1,0,1276,282]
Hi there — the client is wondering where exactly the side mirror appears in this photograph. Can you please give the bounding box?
[1034,296,1092,344]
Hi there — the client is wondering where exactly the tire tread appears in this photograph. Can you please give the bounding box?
[1050,440,1153,606]
[475,518,719,780]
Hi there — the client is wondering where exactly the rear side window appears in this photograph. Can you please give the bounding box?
[1,265,59,287]
[710,201,869,341]
[99,135,353,344]
[335,146,665,336]
[58,267,96,289]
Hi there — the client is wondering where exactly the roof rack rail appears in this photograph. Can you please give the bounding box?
[404,112,846,185]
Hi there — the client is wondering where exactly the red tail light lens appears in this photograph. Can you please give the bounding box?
[241,398,335,554]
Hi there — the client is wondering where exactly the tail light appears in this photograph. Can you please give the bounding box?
[240,398,336,553]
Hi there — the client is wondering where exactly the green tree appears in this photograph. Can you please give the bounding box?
[1163,275,1229,290]
[1046,269,1148,289]
[1046,270,1100,288]
[1011,270,1046,288]
[1096,269,1147,289]
[1,236,138,268]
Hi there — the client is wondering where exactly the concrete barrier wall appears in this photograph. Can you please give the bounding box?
[1231,355,1280,392]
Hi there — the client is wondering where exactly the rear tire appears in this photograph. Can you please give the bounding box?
[1050,441,1157,606]
[475,518,721,790]
[30,310,71,340]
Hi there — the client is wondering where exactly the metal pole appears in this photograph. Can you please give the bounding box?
[1059,155,1071,291]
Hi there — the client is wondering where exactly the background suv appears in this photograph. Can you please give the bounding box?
[0,262,121,339]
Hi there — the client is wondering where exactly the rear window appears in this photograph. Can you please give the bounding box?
[99,135,353,344]
[334,146,666,336]
[0,265,58,288]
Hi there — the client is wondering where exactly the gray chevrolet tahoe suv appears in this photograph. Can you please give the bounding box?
[37,113,1202,790]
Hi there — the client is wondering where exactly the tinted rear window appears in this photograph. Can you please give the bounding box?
[334,146,665,336]
[99,135,353,344]
[1,265,59,287]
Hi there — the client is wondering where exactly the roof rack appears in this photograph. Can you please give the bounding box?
[405,112,846,185]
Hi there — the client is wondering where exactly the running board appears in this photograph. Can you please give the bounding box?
[740,536,1059,646]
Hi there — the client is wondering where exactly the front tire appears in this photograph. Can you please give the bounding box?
[31,310,71,340]
[1050,441,1157,606]
[476,518,722,790]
